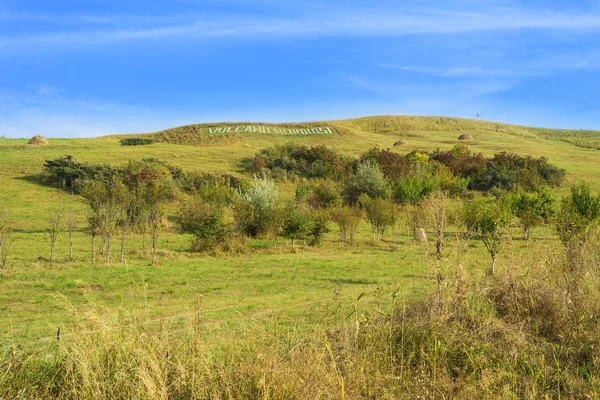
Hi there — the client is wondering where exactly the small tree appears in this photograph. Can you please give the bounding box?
[359,194,397,245]
[239,174,279,237]
[309,209,330,246]
[0,207,13,270]
[330,205,363,247]
[268,206,288,248]
[178,197,228,252]
[282,207,314,250]
[142,179,175,265]
[554,183,600,245]
[343,161,389,204]
[392,174,437,206]
[463,198,511,275]
[46,200,66,266]
[506,189,554,241]
[79,180,108,263]
[422,190,449,259]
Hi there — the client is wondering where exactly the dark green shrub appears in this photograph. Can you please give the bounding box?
[119,138,154,146]
[41,155,119,192]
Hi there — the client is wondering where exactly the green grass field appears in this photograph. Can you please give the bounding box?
[2,115,600,347]
[1,116,600,398]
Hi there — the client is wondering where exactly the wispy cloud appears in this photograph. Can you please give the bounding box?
[379,64,515,78]
[2,9,600,48]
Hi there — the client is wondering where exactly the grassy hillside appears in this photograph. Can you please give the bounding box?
[139,115,600,150]
[2,115,600,398]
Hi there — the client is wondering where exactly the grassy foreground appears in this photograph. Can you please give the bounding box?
[2,115,600,398]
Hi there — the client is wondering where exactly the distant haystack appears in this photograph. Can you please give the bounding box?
[28,135,50,146]
[393,139,408,146]
[458,133,473,141]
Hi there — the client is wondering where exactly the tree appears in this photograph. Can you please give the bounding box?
[554,183,600,245]
[309,209,330,246]
[178,196,228,252]
[392,174,437,206]
[422,190,449,259]
[282,207,314,250]
[46,199,66,266]
[268,206,288,248]
[506,189,554,240]
[330,205,363,247]
[463,198,511,275]
[79,180,108,263]
[238,174,279,237]
[343,161,389,204]
[359,194,397,245]
[141,179,175,265]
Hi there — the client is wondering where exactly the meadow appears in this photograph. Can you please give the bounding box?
[2,116,600,398]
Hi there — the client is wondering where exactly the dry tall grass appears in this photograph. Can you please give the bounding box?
[3,239,600,399]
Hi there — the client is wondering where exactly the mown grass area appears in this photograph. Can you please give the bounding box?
[1,115,600,398]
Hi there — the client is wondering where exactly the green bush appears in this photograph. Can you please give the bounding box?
[41,155,119,192]
[343,161,389,204]
[119,138,154,146]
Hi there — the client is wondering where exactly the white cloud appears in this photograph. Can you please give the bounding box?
[2,9,600,49]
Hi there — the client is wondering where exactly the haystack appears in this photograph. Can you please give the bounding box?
[458,133,473,141]
[393,139,409,146]
[28,135,50,146]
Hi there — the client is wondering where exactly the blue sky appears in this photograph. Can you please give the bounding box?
[1,0,600,137]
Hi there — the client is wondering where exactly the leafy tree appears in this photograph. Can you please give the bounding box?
[330,205,363,246]
[295,183,313,204]
[463,198,511,275]
[309,180,343,209]
[555,183,600,244]
[506,189,554,240]
[178,197,228,252]
[392,174,438,206]
[422,190,450,259]
[46,199,66,266]
[359,194,397,245]
[308,209,330,246]
[238,174,279,236]
[141,179,175,265]
[343,161,389,204]
[282,207,314,250]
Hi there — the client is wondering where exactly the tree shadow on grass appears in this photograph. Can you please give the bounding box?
[15,174,44,187]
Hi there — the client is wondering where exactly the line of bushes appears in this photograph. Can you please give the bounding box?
[246,143,565,195]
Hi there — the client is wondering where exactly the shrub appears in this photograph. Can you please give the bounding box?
[308,181,343,209]
[359,194,397,245]
[41,156,119,192]
[282,207,314,249]
[246,144,351,181]
[237,175,279,237]
[391,174,438,205]
[343,161,389,204]
[506,189,555,240]
[360,147,411,180]
[463,198,511,274]
[555,183,600,245]
[329,205,363,246]
[178,197,228,252]
[119,138,154,146]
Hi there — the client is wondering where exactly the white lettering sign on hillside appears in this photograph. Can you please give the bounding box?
[205,125,335,135]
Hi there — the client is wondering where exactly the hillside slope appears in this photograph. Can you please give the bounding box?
[135,115,600,150]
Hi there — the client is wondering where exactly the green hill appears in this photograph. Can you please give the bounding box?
[135,115,600,150]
